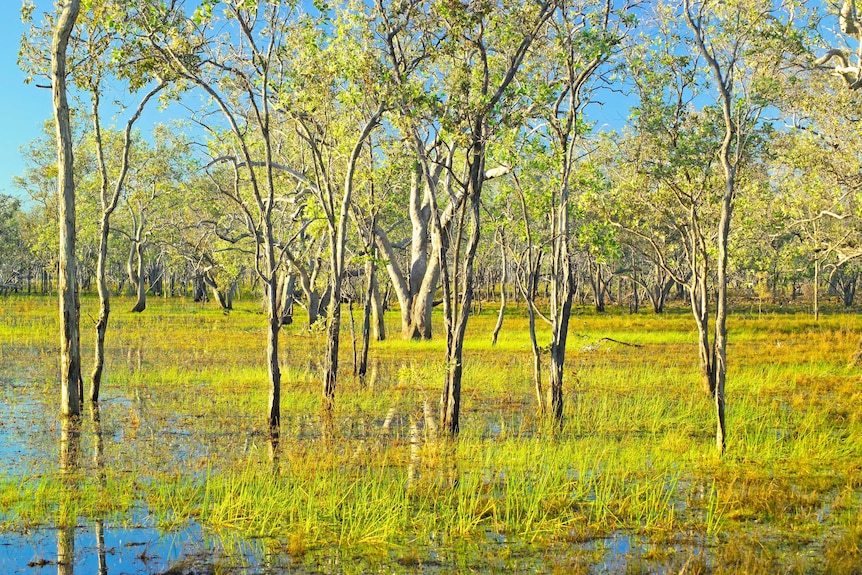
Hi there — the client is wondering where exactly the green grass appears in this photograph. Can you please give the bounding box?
[0,293,860,572]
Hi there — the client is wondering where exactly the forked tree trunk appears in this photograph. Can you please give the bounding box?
[53,0,82,418]
[370,268,385,340]
[130,241,146,312]
[359,257,375,378]
[91,217,110,402]
[203,272,231,310]
[491,231,507,346]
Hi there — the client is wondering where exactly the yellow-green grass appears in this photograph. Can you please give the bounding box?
[0,293,860,572]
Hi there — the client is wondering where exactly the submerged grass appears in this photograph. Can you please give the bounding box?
[0,294,861,572]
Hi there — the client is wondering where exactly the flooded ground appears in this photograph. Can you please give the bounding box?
[1,297,861,573]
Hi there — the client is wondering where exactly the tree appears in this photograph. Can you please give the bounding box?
[138,0,301,434]
[71,4,167,396]
[504,0,633,421]
[421,0,555,435]
[52,0,83,418]
[815,0,862,89]
[683,0,799,452]
[273,0,386,407]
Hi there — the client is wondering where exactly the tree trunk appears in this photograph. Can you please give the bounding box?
[690,275,714,396]
[279,273,296,324]
[525,258,544,415]
[375,228,413,336]
[410,261,437,339]
[130,241,146,312]
[91,216,110,402]
[549,253,574,423]
[813,257,820,321]
[370,267,385,340]
[713,176,733,455]
[53,0,82,418]
[441,194,480,436]
[592,261,605,312]
[843,272,857,307]
[307,290,320,326]
[408,167,433,340]
[265,248,281,433]
[203,272,231,310]
[193,276,208,302]
[359,257,375,378]
[491,231,507,346]
[440,137,485,436]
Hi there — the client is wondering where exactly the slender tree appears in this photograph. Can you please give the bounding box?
[684,0,799,452]
[52,0,83,418]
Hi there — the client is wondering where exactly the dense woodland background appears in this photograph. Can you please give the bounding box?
[3,0,862,449]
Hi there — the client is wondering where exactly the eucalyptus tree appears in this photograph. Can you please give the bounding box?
[501,0,634,422]
[135,0,309,433]
[369,0,443,341]
[114,126,191,313]
[270,1,386,407]
[21,1,172,401]
[371,0,534,352]
[601,107,723,396]
[20,0,85,409]
[70,4,167,398]
[504,149,552,412]
[52,0,83,418]
[611,9,727,395]
[683,0,802,452]
[414,0,556,434]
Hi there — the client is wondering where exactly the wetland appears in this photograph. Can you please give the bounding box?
[0,295,860,574]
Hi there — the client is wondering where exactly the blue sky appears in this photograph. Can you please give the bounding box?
[0,1,50,200]
[0,1,192,205]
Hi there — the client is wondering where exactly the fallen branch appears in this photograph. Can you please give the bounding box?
[573,333,643,348]
[596,337,642,348]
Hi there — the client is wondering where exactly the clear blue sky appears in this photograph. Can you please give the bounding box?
[0,2,193,205]
[0,2,51,200]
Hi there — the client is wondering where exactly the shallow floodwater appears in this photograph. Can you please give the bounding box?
[3,303,856,574]
[0,347,662,574]
[1,522,214,575]
[0,523,652,574]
